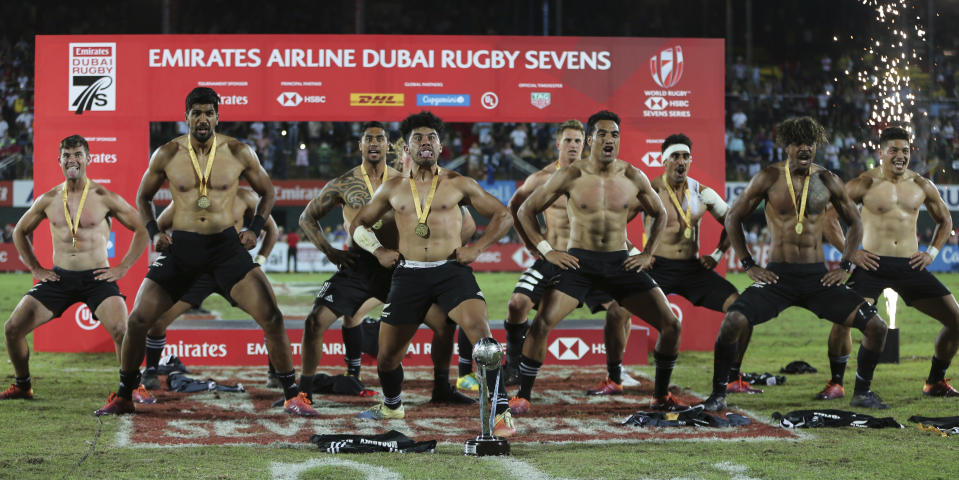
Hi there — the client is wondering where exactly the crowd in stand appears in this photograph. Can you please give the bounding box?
[0,36,34,181]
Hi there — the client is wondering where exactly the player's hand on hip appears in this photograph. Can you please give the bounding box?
[525,242,543,260]
[326,248,357,269]
[154,232,173,252]
[699,255,718,270]
[374,248,400,268]
[93,266,128,282]
[851,250,880,271]
[908,250,933,270]
[820,268,848,287]
[238,230,258,250]
[623,252,654,272]
[545,250,579,270]
[746,265,778,284]
[454,244,481,264]
[33,267,59,282]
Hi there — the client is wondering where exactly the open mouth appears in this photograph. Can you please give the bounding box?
[602,145,614,155]
[196,125,211,137]
[419,148,434,159]
[368,147,381,158]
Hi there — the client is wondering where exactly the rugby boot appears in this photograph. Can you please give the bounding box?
[493,410,517,438]
[726,375,763,394]
[649,393,689,412]
[922,379,959,397]
[456,372,480,392]
[621,371,642,387]
[586,377,623,396]
[849,391,890,409]
[95,393,135,416]
[0,384,34,400]
[141,369,162,391]
[700,394,727,412]
[503,360,521,386]
[508,395,531,415]
[132,385,157,404]
[283,392,319,417]
[430,382,477,404]
[814,381,845,400]
[356,402,405,420]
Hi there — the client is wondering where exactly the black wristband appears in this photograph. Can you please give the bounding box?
[248,215,266,237]
[839,259,852,272]
[146,220,160,239]
[740,255,756,271]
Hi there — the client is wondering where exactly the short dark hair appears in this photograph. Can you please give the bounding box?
[879,126,910,147]
[185,87,220,113]
[360,121,388,135]
[775,116,827,147]
[586,110,621,137]
[59,135,89,155]
[400,111,444,141]
[661,133,692,153]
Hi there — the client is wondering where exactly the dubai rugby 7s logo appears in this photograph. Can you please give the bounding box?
[649,46,684,89]
[69,42,117,114]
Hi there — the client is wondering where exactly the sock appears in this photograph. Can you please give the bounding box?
[727,362,742,383]
[342,324,363,376]
[712,342,738,396]
[434,368,450,391]
[118,369,142,400]
[486,368,509,415]
[829,354,849,385]
[517,355,542,400]
[457,329,473,377]
[653,351,678,399]
[853,346,881,395]
[927,356,951,384]
[299,374,314,400]
[607,362,623,384]
[14,375,31,392]
[144,335,166,371]
[275,370,300,400]
[267,360,276,376]
[504,320,529,362]
[380,365,404,409]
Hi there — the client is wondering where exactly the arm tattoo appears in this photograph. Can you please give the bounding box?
[340,175,373,209]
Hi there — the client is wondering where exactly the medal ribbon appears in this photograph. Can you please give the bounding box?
[409,167,441,226]
[360,163,389,197]
[187,135,217,200]
[784,163,810,232]
[62,177,91,247]
[663,180,692,234]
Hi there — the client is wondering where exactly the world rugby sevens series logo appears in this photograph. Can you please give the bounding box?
[72,76,113,114]
[649,46,684,89]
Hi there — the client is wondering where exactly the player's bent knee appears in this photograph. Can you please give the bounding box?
[851,302,880,332]
[719,312,748,340]
[507,294,532,317]
[4,317,26,339]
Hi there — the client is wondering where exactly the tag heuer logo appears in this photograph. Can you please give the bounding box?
[69,42,116,114]
[277,92,302,107]
[530,92,551,109]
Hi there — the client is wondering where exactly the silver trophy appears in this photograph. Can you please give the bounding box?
[464,337,511,456]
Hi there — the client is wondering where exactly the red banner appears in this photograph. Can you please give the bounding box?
[0,243,28,271]
[33,34,725,355]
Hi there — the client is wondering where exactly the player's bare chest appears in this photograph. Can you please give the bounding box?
[394,182,461,214]
[49,194,109,229]
[568,177,637,212]
[863,180,923,215]
[166,154,243,192]
[769,174,830,215]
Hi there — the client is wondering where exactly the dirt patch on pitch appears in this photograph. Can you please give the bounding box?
[121,366,797,447]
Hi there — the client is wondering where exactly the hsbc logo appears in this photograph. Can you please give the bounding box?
[277,92,302,107]
[511,247,535,268]
[90,153,117,164]
[642,151,663,167]
[644,96,667,110]
[75,304,100,331]
[650,46,685,89]
[548,337,589,361]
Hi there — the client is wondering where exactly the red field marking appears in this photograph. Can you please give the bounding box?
[121,366,797,447]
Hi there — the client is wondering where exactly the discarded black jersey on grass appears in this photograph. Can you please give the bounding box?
[310,430,436,453]
[622,405,752,428]
[773,409,902,429]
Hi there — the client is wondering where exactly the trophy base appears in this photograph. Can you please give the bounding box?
[464,436,511,456]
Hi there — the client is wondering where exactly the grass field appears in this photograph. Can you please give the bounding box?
[1,271,958,479]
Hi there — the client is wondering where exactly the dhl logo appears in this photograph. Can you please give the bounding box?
[350,93,404,106]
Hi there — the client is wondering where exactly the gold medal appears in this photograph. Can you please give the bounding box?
[409,167,441,240]
[415,222,430,238]
[784,162,810,236]
[373,220,383,230]
[62,177,90,251]
[664,178,695,241]
[187,134,217,210]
